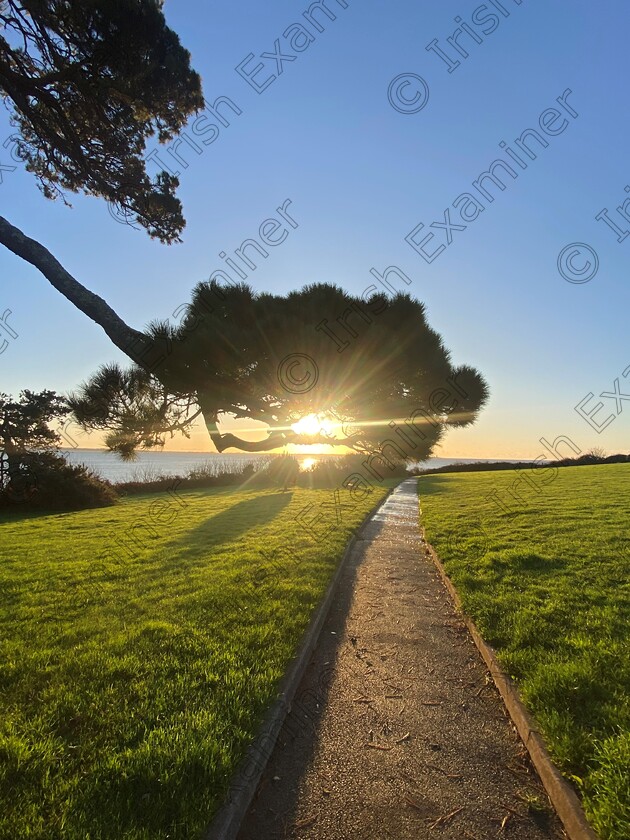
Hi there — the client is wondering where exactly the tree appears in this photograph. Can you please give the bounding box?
[69,282,490,462]
[0,0,203,367]
[0,389,117,508]
[0,4,489,460]
[0,388,68,494]
[1,0,202,240]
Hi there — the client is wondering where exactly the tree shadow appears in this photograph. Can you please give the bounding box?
[415,474,454,496]
[164,491,293,562]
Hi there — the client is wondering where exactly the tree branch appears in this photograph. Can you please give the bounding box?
[0,215,153,367]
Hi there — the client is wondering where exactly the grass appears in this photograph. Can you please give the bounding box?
[417,464,630,840]
[0,482,390,839]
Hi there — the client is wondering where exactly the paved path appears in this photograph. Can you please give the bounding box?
[238,480,565,840]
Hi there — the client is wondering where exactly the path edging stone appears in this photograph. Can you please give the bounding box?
[420,520,599,840]
[204,484,398,840]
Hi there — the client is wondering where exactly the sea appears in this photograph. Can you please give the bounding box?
[60,448,519,485]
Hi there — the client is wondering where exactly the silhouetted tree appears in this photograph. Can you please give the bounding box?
[0,389,67,491]
[70,282,490,462]
[0,5,489,462]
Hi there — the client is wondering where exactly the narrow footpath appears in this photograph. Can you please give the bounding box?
[238,479,565,840]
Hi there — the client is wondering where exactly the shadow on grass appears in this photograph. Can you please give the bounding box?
[166,491,294,562]
[0,504,85,524]
[416,474,455,496]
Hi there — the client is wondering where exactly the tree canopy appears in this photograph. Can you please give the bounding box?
[0,0,202,241]
[0,388,68,496]
[70,282,490,461]
[0,5,489,462]
[0,0,205,373]
[0,389,118,508]
[0,388,67,454]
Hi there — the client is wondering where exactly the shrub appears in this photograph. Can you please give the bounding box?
[0,451,118,511]
[246,455,300,488]
[116,462,265,496]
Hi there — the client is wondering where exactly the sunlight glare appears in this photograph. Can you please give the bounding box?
[292,413,334,437]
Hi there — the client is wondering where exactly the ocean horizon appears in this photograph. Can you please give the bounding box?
[59,448,529,485]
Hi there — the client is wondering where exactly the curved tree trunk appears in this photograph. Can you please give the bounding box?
[0,215,154,368]
[199,400,292,453]
[200,402,364,453]
[0,218,365,455]
[0,219,285,453]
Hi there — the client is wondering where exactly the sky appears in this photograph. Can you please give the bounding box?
[1,0,629,459]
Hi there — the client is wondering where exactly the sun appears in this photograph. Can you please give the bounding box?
[291,413,334,437]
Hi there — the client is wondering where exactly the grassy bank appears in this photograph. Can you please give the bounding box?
[0,483,390,839]
[418,464,630,840]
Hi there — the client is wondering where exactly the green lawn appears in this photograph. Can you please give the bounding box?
[0,483,389,840]
[418,464,630,840]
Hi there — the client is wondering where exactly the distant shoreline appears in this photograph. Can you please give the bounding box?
[58,448,535,461]
[56,448,539,485]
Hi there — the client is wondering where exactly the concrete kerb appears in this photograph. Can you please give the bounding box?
[203,483,399,840]
[419,515,599,840]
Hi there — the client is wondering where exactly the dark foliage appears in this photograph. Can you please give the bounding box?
[299,454,410,488]
[0,0,203,241]
[0,389,68,497]
[246,455,301,489]
[71,283,490,461]
[0,390,117,509]
[412,453,630,476]
[411,460,537,476]
[0,450,117,510]
[116,465,257,496]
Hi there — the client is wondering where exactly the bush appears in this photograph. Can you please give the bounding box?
[247,454,300,488]
[116,462,265,496]
[296,454,411,488]
[297,456,348,488]
[0,451,118,511]
[296,455,358,488]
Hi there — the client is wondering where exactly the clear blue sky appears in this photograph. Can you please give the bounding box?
[1,0,629,458]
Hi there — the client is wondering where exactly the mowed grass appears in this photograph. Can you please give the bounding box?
[418,464,630,840]
[0,483,390,840]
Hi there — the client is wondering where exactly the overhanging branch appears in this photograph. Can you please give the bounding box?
[0,215,153,368]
